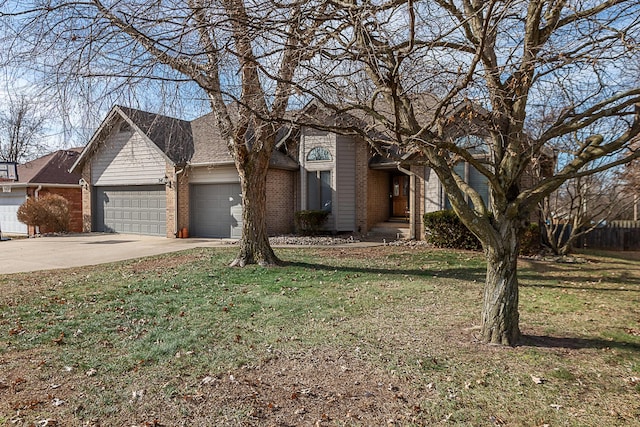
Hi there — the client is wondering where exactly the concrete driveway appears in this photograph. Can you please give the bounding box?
[0,233,230,274]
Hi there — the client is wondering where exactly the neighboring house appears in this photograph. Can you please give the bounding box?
[70,105,496,239]
[0,149,83,236]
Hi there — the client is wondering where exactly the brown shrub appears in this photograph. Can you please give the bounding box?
[17,194,70,233]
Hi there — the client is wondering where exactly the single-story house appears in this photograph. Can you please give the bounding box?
[0,149,83,236]
[70,105,495,239]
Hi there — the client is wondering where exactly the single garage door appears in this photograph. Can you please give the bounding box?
[94,186,166,236]
[0,189,28,235]
[190,183,242,238]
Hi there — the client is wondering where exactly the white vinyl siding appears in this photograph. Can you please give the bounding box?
[91,128,167,186]
[189,165,240,184]
[444,163,490,211]
[0,188,28,235]
[423,168,443,213]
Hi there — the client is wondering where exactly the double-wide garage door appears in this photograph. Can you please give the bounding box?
[94,186,166,236]
[190,183,242,238]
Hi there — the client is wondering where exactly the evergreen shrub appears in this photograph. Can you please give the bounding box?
[295,210,329,235]
[423,210,482,250]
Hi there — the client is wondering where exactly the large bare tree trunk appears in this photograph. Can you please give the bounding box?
[481,224,521,345]
[230,153,281,267]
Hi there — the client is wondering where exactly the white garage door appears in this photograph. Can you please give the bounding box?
[190,183,242,238]
[94,186,166,236]
[0,189,28,235]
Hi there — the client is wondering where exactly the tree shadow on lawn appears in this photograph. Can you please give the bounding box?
[521,334,640,352]
[286,260,640,290]
[282,259,639,353]
[519,276,640,291]
[283,262,640,298]
[285,260,487,283]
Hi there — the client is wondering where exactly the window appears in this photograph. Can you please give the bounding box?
[443,135,490,210]
[307,147,331,161]
[0,162,17,180]
[307,170,332,212]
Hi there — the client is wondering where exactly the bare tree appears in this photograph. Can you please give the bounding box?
[2,0,322,266]
[0,95,47,162]
[540,171,632,255]
[291,0,640,345]
[619,140,640,220]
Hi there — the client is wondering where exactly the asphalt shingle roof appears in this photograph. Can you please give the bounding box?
[118,106,194,165]
[16,149,82,185]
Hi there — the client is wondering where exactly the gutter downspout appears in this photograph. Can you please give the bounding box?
[174,168,185,237]
[396,165,416,240]
[34,185,42,235]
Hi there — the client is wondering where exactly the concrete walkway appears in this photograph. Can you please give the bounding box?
[0,233,382,274]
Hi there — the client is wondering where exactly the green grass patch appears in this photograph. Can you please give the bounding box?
[1,246,639,426]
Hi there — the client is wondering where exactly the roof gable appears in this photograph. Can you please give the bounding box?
[72,106,193,173]
[189,111,234,165]
[118,106,194,164]
[73,104,300,172]
[189,110,299,170]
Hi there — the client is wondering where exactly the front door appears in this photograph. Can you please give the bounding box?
[392,175,409,218]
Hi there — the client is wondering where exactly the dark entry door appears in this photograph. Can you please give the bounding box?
[392,175,409,217]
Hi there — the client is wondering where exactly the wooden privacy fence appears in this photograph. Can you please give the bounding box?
[574,221,640,251]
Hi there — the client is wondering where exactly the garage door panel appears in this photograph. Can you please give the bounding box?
[0,191,28,235]
[190,183,242,238]
[95,186,166,236]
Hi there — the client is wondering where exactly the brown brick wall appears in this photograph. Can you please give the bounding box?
[354,140,369,234]
[176,168,190,237]
[266,168,296,235]
[165,164,177,238]
[81,164,92,232]
[411,165,426,240]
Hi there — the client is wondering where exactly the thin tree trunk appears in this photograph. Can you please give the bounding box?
[481,228,521,346]
[229,155,281,267]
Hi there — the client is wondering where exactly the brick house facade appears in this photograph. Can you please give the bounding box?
[71,105,493,240]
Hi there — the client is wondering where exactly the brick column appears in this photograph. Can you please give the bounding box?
[411,165,426,240]
[176,167,190,235]
[81,164,92,232]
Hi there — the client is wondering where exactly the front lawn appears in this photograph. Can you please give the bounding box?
[1,247,638,426]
